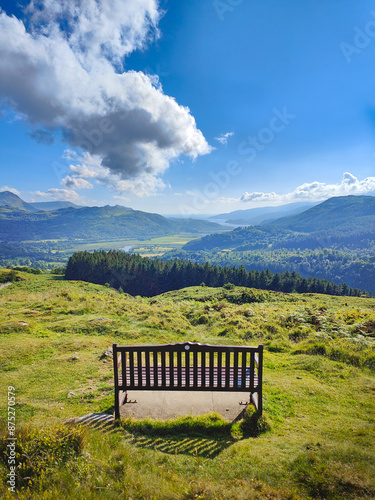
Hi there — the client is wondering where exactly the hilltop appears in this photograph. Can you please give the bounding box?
[0,190,38,212]
[0,191,81,212]
[0,271,374,498]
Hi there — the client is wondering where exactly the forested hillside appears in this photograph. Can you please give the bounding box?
[170,196,375,294]
[65,250,364,297]
[263,195,375,231]
[0,205,221,241]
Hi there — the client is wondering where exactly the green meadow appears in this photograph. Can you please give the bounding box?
[0,270,374,499]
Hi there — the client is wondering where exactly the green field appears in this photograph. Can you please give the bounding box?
[0,270,374,499]
[63,234,197,253]
[0,234,205,269]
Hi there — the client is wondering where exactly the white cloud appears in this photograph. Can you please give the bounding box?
[64,150,166,196]
[61,176,93,189]
[113,194,130,202]
[0,186,21,196]
[241,172,375,204]
[215,132,234,145]
[0,1,212,195]
[34,188,80,201]
[27,0,162,64]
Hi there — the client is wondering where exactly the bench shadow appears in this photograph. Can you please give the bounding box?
[125,434,233,458]
[67,411,119,435]
[120,408,248,459]
[70,408,250,459]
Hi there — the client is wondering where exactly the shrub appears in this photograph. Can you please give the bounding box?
[240,406,271,437]
[212,301,227,311]
[289,327,309,342]
[267,342,288,353]
[223,282,235,290]
[0,424,84,489]
[295,342,327,356]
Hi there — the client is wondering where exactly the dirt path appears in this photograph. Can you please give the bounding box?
[0,282,12,290]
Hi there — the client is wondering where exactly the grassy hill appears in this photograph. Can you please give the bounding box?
[0,271,374,498]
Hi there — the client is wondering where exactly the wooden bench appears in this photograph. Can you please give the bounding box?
[113,342,263,420]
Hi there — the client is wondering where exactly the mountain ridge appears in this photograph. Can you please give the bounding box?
[211,201,318,225]
[0,191,38,212]
[0,201,223,242]
[263,195,375,231]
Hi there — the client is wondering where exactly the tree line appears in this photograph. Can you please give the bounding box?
[165,247,375,295]
[65,250,365,297]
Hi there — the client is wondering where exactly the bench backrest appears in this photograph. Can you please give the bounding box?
[113,341,263,393]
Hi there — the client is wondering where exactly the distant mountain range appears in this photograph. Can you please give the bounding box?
[211,202,318,225]
[164,196,375,294]
[0,191,81,212]
[28,201,82,211]
[184,196,375,251]
[0,191,222,241]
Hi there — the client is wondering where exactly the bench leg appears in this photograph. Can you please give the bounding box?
[120,390,128,407]
[114,390,127,420]
[114,388,120,420]
[250,391,262,414]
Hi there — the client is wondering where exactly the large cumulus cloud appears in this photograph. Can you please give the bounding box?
[0,0,212,195]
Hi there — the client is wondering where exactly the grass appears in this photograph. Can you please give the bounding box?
[0,272,374,498]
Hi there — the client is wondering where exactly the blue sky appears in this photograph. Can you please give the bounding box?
[1,0,375,214]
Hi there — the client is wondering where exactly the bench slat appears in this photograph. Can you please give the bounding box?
[233,351,239,389]
[145,350,151,388]
[185,349,190,387]
[217,351,222,388]
[178,351,182,387]
[201,351,206,388]
[241,351,247,390]
[153,351,158,387]
[250,351,254,391]
[129,350,135,387]
[209,351,214,388]
[169,351,175,388]
[161,351,166,388]
[121,350,127,388]
[193,351,198,389]
[137,351,142,387]
[225,351,230,388]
